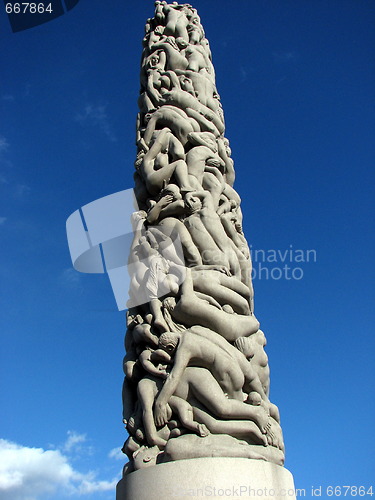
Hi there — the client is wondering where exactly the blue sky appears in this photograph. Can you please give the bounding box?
[0,1,374,499]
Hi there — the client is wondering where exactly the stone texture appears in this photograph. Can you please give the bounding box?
[117,458,296,500]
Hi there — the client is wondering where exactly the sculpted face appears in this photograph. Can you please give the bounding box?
[154,26,164,35]
[201,38,210,50]
[144,112,152,124]
[149,54,160,68]
[235,222,243,233]
[223,138,232,157]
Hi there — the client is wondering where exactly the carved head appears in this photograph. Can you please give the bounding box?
[175,37,188,50]
[160,184,182,201]
[223,137,232,157]
[179,76,194,94]
[134,151,145,169]
[246,391,262,406]
[158,331,180,354]
[151,54,160,67]
[130,210,147,229]
[163,296,177,312]
[185,195,202,214]
[134,236,152,259]
[187,131,217,152]
[154,26,164,36]
[144,112,153,125]
[144,18,152,34]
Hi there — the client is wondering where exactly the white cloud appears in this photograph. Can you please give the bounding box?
[62,431,87,453]
[272,50,299,64]
[0,438,119,500]
[0,136,9,153]
[76,475,118,495]
[1,95,15,102]
[75,104,117,142]
[0,438,76,500]
[108,447,125,461]
[239,66,248,83]
[60,268,82,288]
[14,184,31,198]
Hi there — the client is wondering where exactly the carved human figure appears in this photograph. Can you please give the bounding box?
[187,16,204,44]
[191,406,267,446]
[191,268,251,315]
[137,374,209,448]
[132,234,187,332]
[185,324,276,414]
[184,190,243,277]
[138,127,193,196]
[219,201,250,259]
[139,348,171,379]
[149,219,202,268]
[147,38,189,72]
[217,136,235,186]
[162,268,259,341]
[185,132,223,180]
[127,211,152,306]
[184,134,228,208]
[162,3,193,42]
[146,70,224,136]
[156,366,271,436]
[129,322,159,350]
[142,51,167,80]
[174,68,219,111]
[235,331,271,396]
[139,105,200,150]
[154,328,270,414]
[154,1,165,24]
[142,25,165,58]
[176,37,215,78]
[145,186,203,267]
[245,392,283,450]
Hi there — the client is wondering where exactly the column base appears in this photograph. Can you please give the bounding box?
[116,458,296,500]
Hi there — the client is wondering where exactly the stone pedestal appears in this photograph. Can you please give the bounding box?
[116,458,296,500]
